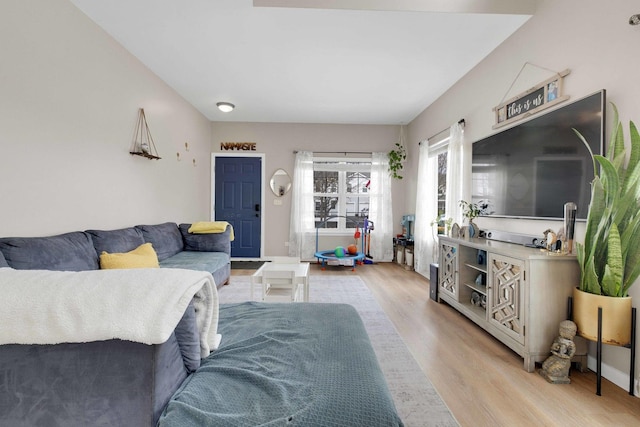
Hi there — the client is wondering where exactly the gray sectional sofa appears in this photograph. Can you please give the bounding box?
[0,221,231,288]
[0,222,231,426]
[0,222,404,427]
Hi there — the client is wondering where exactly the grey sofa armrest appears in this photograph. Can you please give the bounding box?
[178,224,231,255]
[174,301,201,373]
[0,337,188,427]
[0,251,8,268]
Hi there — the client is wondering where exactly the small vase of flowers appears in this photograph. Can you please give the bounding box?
[459,200,491,238]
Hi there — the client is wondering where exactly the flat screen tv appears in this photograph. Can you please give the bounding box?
[471,89,605,220]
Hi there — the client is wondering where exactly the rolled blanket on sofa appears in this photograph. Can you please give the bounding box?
[0,267,220,358]
[188,221,234,241]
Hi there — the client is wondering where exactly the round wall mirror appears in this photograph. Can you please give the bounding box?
[270,168,292,197]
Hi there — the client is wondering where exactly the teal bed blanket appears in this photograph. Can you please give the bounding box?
[158,302,403,426]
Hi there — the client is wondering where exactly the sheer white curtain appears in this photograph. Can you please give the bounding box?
[444,122,468,225]
[288,151,316,260]
[414,141,439,278]
[369,152,394,262]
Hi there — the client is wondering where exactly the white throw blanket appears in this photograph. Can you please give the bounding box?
[0,267,221,358]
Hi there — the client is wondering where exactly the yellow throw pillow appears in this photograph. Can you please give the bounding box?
[99,243,160,269]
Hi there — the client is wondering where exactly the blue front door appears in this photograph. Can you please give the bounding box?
[214,156,262,258]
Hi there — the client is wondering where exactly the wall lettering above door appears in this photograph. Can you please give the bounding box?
[220,142,257,151]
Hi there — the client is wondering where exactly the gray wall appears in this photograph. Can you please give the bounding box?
[2,0,637,395]
[404,0,640,393]
[0,0,213,237]
[211,121,404,256]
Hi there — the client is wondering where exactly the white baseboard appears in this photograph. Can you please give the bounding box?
[587,355,639,397]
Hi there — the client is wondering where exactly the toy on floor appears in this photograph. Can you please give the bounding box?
[363,218,375,264]
[315,216,366,271]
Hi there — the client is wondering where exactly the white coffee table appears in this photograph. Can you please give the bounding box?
[251,262,311,302]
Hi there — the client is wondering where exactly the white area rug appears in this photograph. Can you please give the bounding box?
[219,275,459,427]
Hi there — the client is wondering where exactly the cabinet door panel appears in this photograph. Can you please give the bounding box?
[488,254,525,345]
[439,243,458,299]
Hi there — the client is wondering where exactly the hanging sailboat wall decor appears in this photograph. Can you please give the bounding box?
[129,108,161,160]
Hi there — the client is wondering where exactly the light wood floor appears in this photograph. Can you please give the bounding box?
[234,263,640,427]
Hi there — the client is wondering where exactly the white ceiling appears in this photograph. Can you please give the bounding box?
[69,0,533,124]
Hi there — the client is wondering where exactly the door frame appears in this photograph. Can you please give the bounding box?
[211,152,266,260]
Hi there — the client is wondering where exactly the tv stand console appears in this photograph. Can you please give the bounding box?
[438,235,580,372]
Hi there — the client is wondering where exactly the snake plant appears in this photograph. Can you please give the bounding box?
[575,105,640,297]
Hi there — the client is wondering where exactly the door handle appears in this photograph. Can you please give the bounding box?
[255,204,260,211]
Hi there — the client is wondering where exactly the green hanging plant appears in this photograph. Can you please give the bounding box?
[388,142,407,179]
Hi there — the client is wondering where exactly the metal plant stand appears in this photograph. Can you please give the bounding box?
[569,297,636,396]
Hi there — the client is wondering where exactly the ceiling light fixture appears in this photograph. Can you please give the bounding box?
[630,14,640,25]
[216,102,235,112]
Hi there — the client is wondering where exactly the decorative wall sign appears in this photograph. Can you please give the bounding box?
[220,142,257,151]
[493,69,570,129]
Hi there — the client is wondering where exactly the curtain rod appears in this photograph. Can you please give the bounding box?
[293,150,372,155]
[422,118,466,144]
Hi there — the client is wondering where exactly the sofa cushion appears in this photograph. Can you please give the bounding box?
[135,223,184,261]
[99,243,160,270]
[0,232,98,271]
[86,227,145,256]
[160,251,229,287]
[0,251,8,268]
[178,223,232,254]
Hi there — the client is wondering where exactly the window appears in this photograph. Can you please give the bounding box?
[313,158,371,230]
[429,131,450,232]
[437,151,448,221]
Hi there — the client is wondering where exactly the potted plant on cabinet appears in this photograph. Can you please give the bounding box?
[431,216,453,237]
[459,200,482,220]
[459,200,490,238]
[573,105,640,345]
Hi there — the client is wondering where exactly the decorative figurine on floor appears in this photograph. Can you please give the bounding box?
[539,320,577,384]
